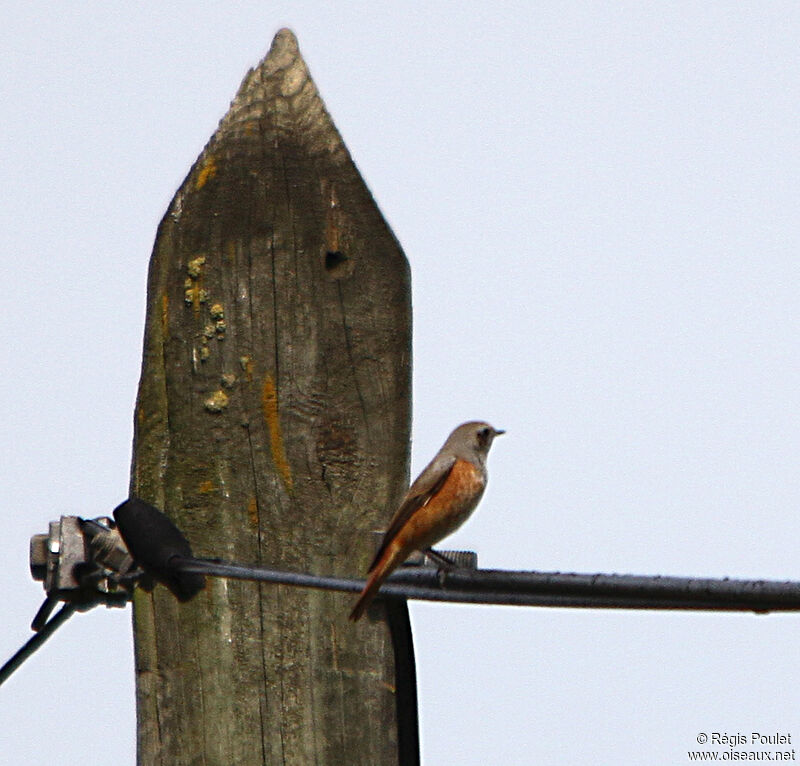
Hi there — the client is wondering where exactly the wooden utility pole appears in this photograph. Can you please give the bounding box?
[130,29,413,764]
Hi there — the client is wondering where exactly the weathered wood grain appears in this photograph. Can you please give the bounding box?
[130,28,412,765]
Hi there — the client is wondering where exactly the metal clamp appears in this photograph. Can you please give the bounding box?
[28,516,140,631]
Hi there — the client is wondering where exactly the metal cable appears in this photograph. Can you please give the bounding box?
[0,604,77,687]
[171,557,800,613]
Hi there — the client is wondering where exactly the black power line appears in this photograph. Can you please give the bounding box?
[172,556,800,613]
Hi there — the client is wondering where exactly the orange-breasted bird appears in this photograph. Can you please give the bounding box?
[349,421,504,621]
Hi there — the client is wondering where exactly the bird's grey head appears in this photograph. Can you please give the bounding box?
[447,421,505,459]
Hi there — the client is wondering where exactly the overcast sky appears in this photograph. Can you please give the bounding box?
[2,4,800,764]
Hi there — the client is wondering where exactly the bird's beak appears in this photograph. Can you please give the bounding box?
[493,428,506,436]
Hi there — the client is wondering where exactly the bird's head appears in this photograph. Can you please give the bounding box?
[449,421,505,457]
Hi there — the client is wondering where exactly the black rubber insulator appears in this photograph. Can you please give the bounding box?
[113,498,205,601]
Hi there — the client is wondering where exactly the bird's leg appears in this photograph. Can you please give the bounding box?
[424,548,460,586]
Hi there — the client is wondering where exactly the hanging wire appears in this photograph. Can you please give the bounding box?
[0,604,77,687]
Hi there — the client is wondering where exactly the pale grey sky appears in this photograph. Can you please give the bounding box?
[2,4,800,764]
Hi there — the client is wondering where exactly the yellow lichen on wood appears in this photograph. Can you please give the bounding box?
[261,374,293,492]
[185,256,207,315]
[161,293,169,338]
[247,496,259,528]
[204,390,229,413]
[195,155,218,189]
[187,255,206,278]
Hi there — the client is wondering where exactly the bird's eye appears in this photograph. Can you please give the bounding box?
[478,427,491,444]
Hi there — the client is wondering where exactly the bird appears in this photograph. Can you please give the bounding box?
[349,421,504,621]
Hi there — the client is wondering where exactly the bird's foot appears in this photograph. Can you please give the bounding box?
[424,548,460,586]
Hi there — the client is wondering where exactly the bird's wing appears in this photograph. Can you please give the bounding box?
[367,454,457,571]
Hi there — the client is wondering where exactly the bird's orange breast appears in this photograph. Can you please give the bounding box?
[395,458,486,552]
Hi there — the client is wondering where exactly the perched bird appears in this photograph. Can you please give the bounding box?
[349,421,504,621]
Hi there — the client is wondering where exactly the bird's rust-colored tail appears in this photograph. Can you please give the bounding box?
[349,544,401,621]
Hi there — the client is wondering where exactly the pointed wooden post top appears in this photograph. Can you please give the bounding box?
[208,27,350,164]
